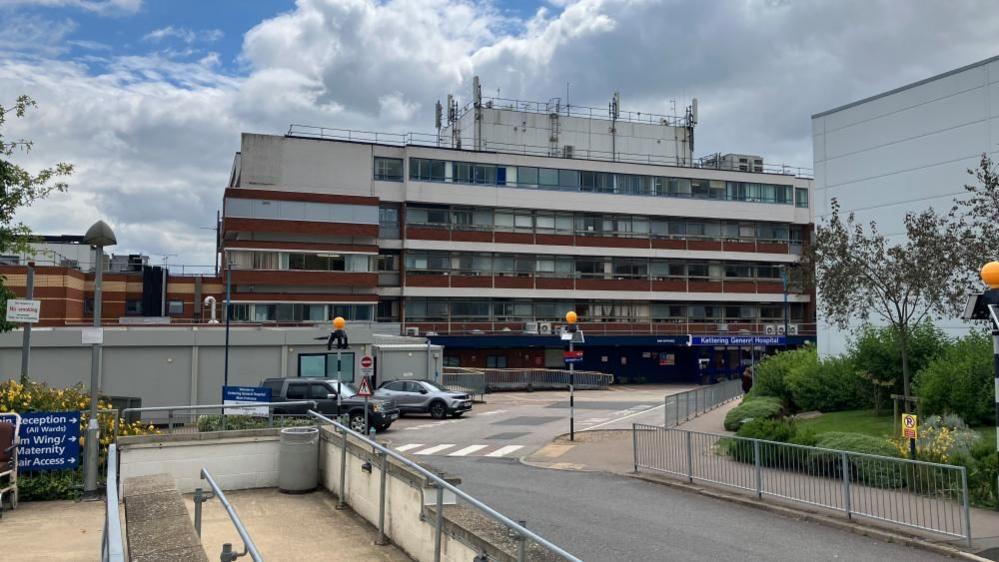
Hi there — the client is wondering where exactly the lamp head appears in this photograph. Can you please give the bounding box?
[333,316,346,330]
[565,311,577,325]
[982,262,999,289]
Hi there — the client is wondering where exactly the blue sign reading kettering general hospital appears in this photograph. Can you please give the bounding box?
[0,411,81,472]
[690,335,786,346]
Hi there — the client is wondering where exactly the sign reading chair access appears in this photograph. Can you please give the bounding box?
[0,411,81,472]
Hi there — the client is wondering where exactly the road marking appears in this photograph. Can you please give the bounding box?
[475,410,509,417]
[414,444,456,455]
[448,445,488,457]
[580,404,665,432]
[396,443,424,452]
[485,445,524,458]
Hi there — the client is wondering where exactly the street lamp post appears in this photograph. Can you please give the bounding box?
[565,311,578,442]
[82,220,116,499]
[980,262,999,487]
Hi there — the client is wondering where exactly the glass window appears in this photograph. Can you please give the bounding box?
[287,383,308,399]
[374,157,403,181]
[514,212,533,231]
[126,300,142,315]
[495,211,514,230]
[517,167,539,187]
[454,162,472,183]
[725,265,752,278]
[580,171,596,192]
[535,213,556,232]
[473,164,496,185]
[558,169,580,189]
[539,168,559,187]
[795,188,809,208]
[379,206,399,230]
[168,300,184,316]
[688,264,708,278]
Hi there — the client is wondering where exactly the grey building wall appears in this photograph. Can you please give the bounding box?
[812,55,999,355]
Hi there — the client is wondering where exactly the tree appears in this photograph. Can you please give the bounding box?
[0,95,73,330]
[809,199,970,406]
[958,153,999,266]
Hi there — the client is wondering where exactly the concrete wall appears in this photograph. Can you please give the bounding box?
[118,430,282,493]
[812,55,999,355]
[0,324,429,408]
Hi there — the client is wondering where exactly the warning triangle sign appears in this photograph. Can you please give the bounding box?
[357,375,373,397]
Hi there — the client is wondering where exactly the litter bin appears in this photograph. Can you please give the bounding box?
[278,426,319,493]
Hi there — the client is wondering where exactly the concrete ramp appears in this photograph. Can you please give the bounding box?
[123,473,208,561]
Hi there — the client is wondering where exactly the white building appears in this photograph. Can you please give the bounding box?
[812,55,999,355]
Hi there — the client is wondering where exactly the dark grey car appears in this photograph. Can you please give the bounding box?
[375,379,472,419]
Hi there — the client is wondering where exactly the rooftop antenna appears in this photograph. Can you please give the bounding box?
[434,100,443,146]
[609,91,620,161]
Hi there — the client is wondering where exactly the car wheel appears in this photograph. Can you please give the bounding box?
[429,401,447,419]
[349,413,367,433]
[450,412,464,419]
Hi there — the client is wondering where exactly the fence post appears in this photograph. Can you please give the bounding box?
[840,452,851,518]
[685,431,693,483]
[632,425,639,472]
[675,394,680,427]
[754,440,762,499]
[961,466,972,547]
[193,488,204,537]
[168,409,174,433]
[686,392,692,422]
[376,451,389,546]
[434,485,444,562]
[337,426,348,510]
[516,520,527,562]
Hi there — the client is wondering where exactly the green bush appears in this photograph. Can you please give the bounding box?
[786,354,869,412]
[915,332,992,426]
[748,346,816,404]
[725,418,798,465]
[954,437,999,509]
[17,469,82,501]
[812,432,903,488]
[850,323,948,400]
[723,396,783,431]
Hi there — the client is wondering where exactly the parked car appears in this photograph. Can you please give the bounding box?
[375,379,472,419]
[260,378,399,433]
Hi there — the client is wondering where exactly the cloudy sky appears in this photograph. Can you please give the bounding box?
[1,0,997,268]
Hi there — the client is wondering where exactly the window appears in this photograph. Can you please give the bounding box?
[795,188,809,208]
[538,168,559,187]
[558,169,580,189]
[309,383,333,399]
[168,300,184,316]
[287,383,308,399]
[298,352,356,381]
[125,300,142,315]
[517,167,539,187]
[486,355,508,368]
[374,157,403,181]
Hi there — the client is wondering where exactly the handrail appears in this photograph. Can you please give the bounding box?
[200,468,264,562]
[114,401,318,441]
[307,410,582,561]
[102,444,125,562]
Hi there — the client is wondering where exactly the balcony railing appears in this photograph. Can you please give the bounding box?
[405,321,817,338]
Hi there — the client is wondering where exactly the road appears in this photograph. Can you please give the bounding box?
[380,387,950,561]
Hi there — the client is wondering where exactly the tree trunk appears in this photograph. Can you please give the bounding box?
[899,325,912,413]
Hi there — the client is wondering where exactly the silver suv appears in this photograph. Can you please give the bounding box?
[375,379,472,419]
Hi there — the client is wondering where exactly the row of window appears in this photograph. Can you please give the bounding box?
[228,251,372,272]
[229,303,374,323]
[405,205,802,242]
[405,252,791,281]
[375,156,809,207]
[403,298,804,323]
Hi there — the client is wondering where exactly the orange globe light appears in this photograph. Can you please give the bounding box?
[982,262,999,289]
[333,316,346,330]
[565,311,578,325]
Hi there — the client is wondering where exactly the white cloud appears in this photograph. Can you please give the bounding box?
[4,0,999,267]
[143,26,224,44]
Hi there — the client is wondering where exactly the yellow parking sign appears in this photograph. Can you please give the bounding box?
[901,413,918,439]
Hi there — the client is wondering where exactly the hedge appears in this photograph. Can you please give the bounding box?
[723,396,783,431]
[786,354,869,412]
[915,332,992,426]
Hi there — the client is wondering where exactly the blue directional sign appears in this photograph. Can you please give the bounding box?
[223,386,272,416]
[690,335,787,346]
[0,411,81,472]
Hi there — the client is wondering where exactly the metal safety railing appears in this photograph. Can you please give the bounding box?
[440,370,487,401]
[113,401,318,441]
[194,468,263,562]
[664,379,743,427]
[632,424,972,545]
[101,443,125,562]
[308,410,582,562]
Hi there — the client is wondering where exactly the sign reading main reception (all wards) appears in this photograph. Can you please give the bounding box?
[0,411,81,472]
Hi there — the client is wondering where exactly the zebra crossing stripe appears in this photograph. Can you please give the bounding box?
[395,443,424,452]
[414,444,456,455]
[448,445,488,457]
[485,445,524,458]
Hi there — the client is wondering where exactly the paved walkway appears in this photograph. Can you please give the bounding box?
[185,488,411,562]
[0,498,104,561]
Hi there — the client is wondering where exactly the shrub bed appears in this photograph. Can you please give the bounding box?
[723,396,783,432]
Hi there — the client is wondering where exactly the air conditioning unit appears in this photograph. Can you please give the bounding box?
[764,325,777,335]
[776,325,786,336]
[538,322,552,335]
[788,324,799,336]
[405,327,420,336]
[523,322,539,334]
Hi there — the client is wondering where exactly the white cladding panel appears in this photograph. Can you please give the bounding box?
[813,57,999,356]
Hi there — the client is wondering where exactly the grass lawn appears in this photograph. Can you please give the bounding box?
[795,409,894,438]
[796,409,998,443]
